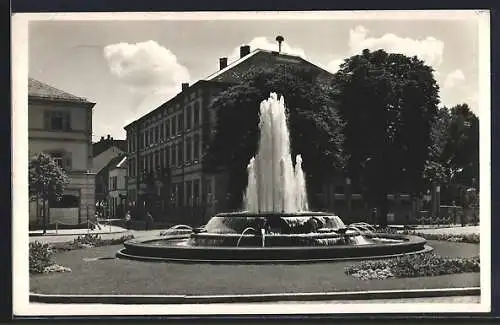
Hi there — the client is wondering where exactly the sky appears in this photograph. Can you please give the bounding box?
[27,13,482,141]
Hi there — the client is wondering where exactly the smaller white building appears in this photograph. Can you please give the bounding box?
[108,155,128,218]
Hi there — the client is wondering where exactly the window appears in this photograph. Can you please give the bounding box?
[186,105,192,130]
[171,144,176,167]
[154,151,160,170]
[193,179,200,206]
[193,133,200,161]
[194,102,200,126]
[47,151,71,171]
[205,179,213,203]
[160,123,164,140]
[165,146,170,168]
[145,131,149,147]
[155,126,159,143]
[44,111,71,131]
[177,142,183,166]
[186,180,192,206]
[110,176,118,191]
[171,116,177,136]
[149,129,154,145]
[128,159,133,177]
[178,113,184,134]
[165,120,170,138]
[186,136,192,163]
[149,153,154,172]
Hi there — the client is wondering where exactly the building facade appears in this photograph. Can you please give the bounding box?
[92,135,127,215]
[28,78,96,225]
[108,155,128,218]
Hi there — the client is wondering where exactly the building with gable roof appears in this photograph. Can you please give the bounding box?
[123,45,337,225]
[28,78,96,226]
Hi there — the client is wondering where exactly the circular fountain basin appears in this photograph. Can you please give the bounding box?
[117,212,431,263]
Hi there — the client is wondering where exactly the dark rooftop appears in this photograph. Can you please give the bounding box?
[28,78,93,103]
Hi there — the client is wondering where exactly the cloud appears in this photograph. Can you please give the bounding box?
[325,58,344,74]
[228,36,307,63]
[104,40,190,93]
[347,25,445,68]
[444,69,466,89]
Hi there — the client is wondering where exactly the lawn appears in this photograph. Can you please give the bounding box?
[30,240,480,296]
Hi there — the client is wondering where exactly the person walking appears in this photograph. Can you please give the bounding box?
[125,211,132,230]
[145,211,154,230]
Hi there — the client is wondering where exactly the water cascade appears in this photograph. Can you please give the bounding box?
[244,93,309,213]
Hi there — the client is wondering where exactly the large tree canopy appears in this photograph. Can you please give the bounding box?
[333,49,440,225]
[206,64,347,209]
[29,152,69,202]
[29,152,69,233]
[427,104,479,205]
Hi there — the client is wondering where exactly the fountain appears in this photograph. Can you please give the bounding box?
[117,93,431,262]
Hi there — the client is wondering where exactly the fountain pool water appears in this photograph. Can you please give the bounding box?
[117,94,431,262]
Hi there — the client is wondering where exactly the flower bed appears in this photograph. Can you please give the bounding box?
[50,234,134,253]
[404,231,479,244]
[345,252,480,280]
[30,234,134,274]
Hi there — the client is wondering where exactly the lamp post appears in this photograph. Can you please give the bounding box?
[42,181,48,235]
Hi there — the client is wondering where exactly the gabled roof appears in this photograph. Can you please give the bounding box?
[205,49,333,84]
[28,78,94,104]
[124,48,334,129]
[93,139,127,157]
[95,153,126,176]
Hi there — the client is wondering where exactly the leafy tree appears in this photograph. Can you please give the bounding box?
[29,152,69,233]
[442,104,479,188]
[333,49,440,226]
[205,64,347,209]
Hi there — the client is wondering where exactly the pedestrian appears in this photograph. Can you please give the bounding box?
[145,211,154,230]
[125,211,132,230]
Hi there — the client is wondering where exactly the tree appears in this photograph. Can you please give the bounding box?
[333,49,440,226]
[205,64,347,209]
[29,152,69,234]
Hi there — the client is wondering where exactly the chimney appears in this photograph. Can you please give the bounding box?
[240,45,250,58]
[107,134,111,141]
[182,83,189,91]
[219,57,228,70]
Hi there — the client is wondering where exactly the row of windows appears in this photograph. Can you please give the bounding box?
[169,178,213,207]
[128,134,202,177]
[128,101,202,152]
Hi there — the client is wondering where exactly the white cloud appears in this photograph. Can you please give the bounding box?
[103,40,190,92]
[347,25,445,68]
[325,58,344,74]
[228,36,307,63]
[444,69,466,89]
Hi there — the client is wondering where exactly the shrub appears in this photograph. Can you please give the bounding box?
[29,241,54,273]
[345,253,480,280]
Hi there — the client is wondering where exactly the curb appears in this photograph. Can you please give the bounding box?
[30,287,480,304]
[29,230,128,237]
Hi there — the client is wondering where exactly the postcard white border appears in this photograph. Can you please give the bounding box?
[12,10,491,316]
